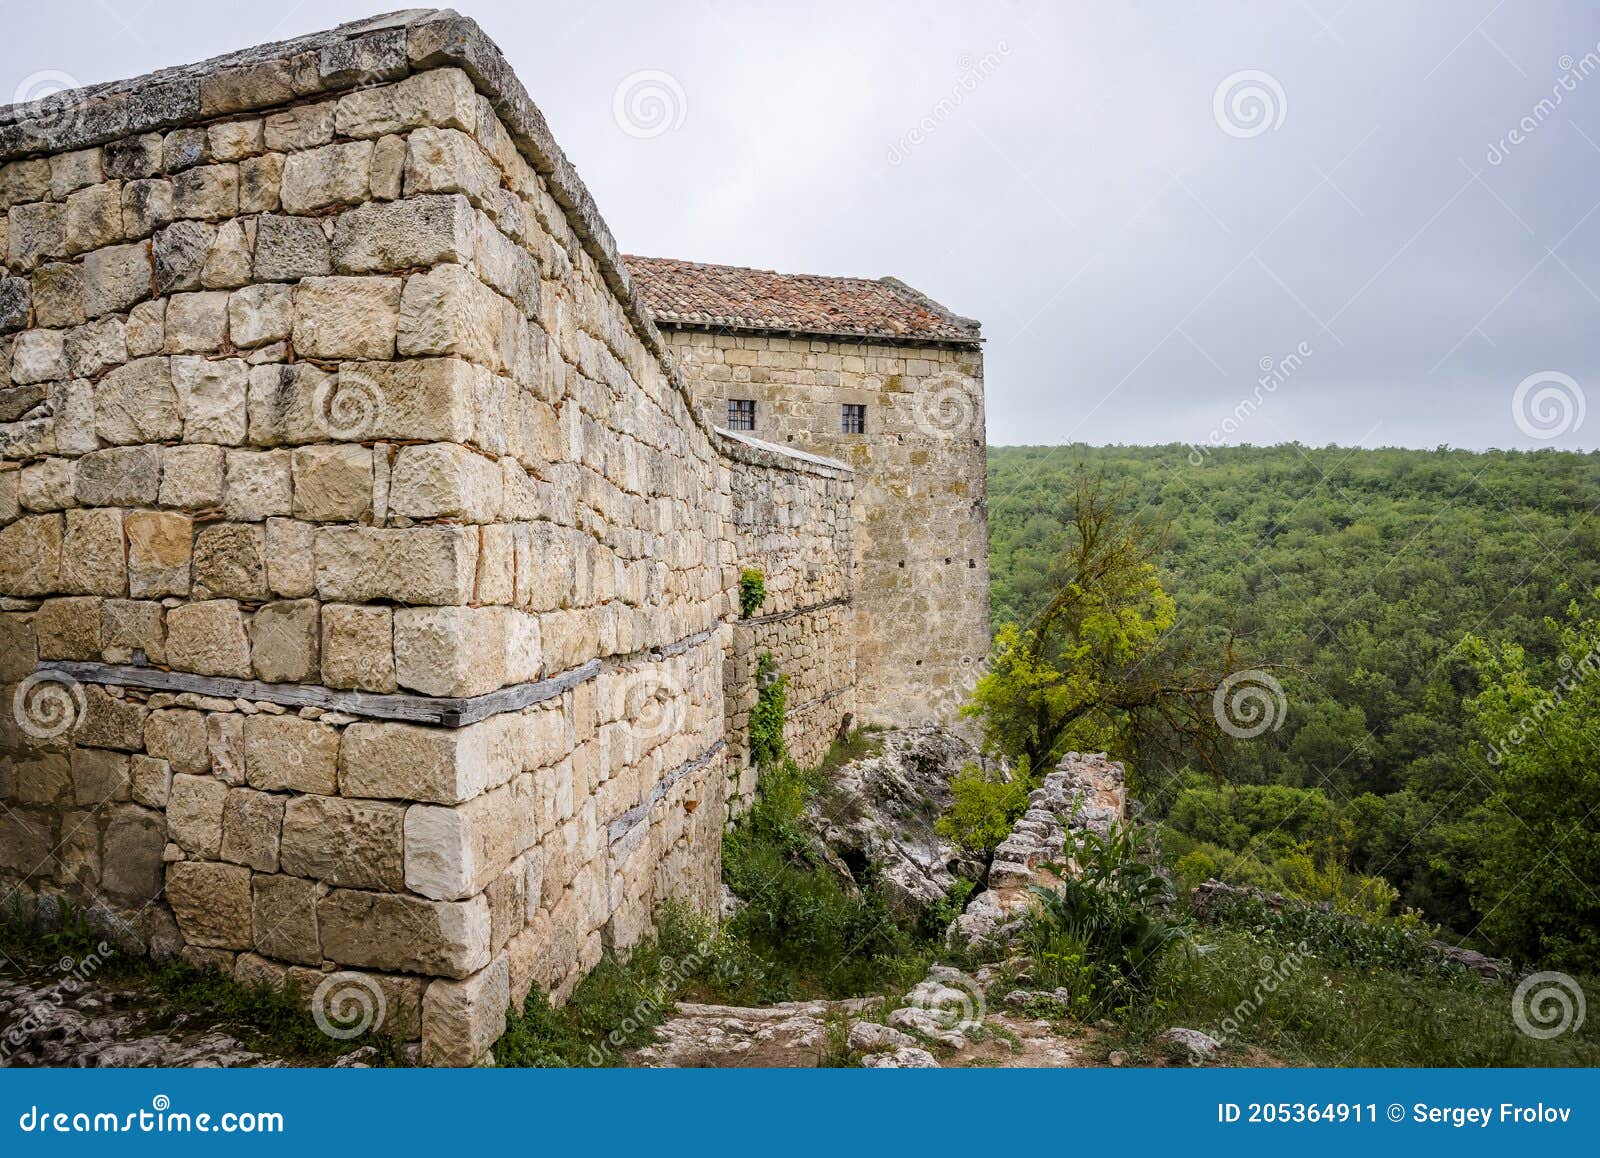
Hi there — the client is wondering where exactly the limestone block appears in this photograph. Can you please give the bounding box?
[8,202,65,271]
[30,263,83,328]
[313,524,478,605]
[164,291,229,354]
[291,444,371,522]
[64,317,127,379]
[220,787,284,872]
[242,713,339,795]
[64,183,123,255]
[35,595,102,659]
[201,219,254,288]
[393,605,510,698]
[279,140,375,214]
[19,458,74,512]
[317,889,490,979]
[61,507,126,596]
[320,602,396,692]
[166,772,226,856]
[153,220,215,294]
[264,517,315,598]
[145,708,210,775]
[396,263,508,369]
[164,598,251,677]
[245,362,331,445]
[100,804,165,902]
[263,103,335,152]
[403,127,499,207]
[422,954,508,1066]
[404,782,534,902]
[369,134,406,201]
[207,120,265,162]
[279,794,406,889]
[249,598,318,683]
[0,159,51,208]
[337,68,477,139]
[80,241,151,317]
[387,442,501,522]
[130,754,173,808]
[487,859,524,952]
[339,714,522,805]
[227,283,292,348]
[75,685,146,751]
[11,329,65,384]
[101,597,166,664]
[122,178,175,238]
[223,449,292,520]
[172,164,238,220]
[77,446,162,507]
[252,873,322,966]
[292,276,400,360]
[95,357,180,445]
[158,443,224,508]
[238,154,284,214]
[252,214,330,280]
[172,355,247,443]
[192,522,267,600]
[0,513,59,595]
[126,299,166,357]
[207,712,246,785]
[331,193,475,273]
[104,135,164,180]
[166,861,254,949]
[327,357,479,443]
[125,509,191,597]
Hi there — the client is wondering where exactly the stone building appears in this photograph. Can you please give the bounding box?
[628,258,991,728]
[0,10,986,1063]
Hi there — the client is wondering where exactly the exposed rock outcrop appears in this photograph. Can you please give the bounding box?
[947,752,1128,952]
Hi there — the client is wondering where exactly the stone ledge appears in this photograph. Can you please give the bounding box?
[715,427,852,477]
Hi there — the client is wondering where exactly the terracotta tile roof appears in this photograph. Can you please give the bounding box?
[623,256,981,345]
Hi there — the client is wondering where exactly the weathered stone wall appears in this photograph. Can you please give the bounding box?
[0,11,737,1065]
[664,329,989,728]
[718,429,854,812]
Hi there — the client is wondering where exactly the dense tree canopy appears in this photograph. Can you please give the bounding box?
[986,442,1600,958]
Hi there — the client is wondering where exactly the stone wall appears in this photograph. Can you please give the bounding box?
[718,429,854,812]
[663,329,989,728]
[0,11,738,1065]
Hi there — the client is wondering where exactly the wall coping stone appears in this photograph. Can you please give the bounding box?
[716,427,852,478]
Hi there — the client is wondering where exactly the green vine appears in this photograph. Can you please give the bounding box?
[749,652,789,769]
[739,568,767,619]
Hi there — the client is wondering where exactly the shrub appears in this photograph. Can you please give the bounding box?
[749,653,789,770]
[739,568,767,619]
[936,761,1031,854]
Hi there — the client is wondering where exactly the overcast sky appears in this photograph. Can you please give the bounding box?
[5,1,1600,450]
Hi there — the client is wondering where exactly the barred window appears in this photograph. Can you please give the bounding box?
[841,404,866,434]
[727,399,756,431]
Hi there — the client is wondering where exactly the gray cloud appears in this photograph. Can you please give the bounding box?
[7,0,1597,449]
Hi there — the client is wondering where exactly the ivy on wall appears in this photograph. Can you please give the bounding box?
[739,569,767,619]
[749,652,789,769]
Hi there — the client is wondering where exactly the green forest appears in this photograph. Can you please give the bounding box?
[985,443,1600,969]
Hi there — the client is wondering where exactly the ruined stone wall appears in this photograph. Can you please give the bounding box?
[664,329,989,728]
[718,430,853,812]
[0,11,735,1065]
